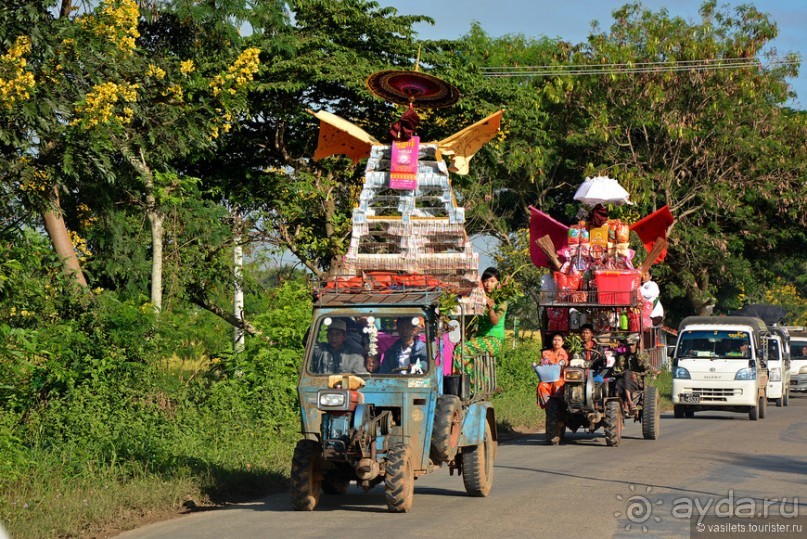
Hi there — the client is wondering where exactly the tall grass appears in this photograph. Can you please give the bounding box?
[493,339,545,432]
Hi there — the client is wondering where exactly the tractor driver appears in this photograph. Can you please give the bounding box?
[613,334,650,415]
[312,319,367,374]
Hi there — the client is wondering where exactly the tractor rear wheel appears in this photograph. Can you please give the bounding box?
[462,421,495,497]
[431,395,462,462]
[604,400,623,447]
[384,444,414,513]
[290,440,322,511]
[642,387,660,440]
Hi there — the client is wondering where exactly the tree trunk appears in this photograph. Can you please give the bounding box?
[684,270,715,316]
[147,206,164,311]
[42,186,88,288]
[233,208,245,353]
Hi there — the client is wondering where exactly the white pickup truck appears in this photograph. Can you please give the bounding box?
[766,327,791,407]
[671,316,769,420]
[788,329,807,393]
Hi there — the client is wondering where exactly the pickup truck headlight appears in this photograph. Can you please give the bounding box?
[318,390,347,410]
[769,367,781,382]
[800,366,807,375]
[673,367,691,379]
[734,368,757,380]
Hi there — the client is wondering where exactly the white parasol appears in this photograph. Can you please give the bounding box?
[573,176,632,207]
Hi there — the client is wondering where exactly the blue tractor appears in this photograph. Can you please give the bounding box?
[290,287,497,512]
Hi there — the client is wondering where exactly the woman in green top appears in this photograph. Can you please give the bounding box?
[454,267,508,374]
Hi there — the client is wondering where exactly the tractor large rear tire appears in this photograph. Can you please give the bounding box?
[462,421,495,497]
[431,395,462,462]
[642,387,660,440]
[604,400,623,447]
[385,445,414,513]
[545,397,565,445]
[290,440,322,511]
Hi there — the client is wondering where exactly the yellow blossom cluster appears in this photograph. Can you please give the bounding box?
[69,230,92,258]
[71,81,139,128]
[77,0,140,54]
[208,110,233,140]
[146,64,166,80]
[8,307,32,318]
[209,47,261,97]
[180,60,195,75]
[18,168,50,192]
[77,203,98,228]
[163,83,184,102]
[0,36,36,109]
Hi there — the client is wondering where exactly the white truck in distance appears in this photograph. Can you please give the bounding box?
[672,316,769,420]
[765,327,791,407]
[788,329,807,393]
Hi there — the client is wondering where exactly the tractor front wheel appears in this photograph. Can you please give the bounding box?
[290,440,323,511]
[385,444,415,513]
[462,421,495,497]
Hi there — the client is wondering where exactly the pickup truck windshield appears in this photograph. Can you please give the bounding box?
[677,330,752,359]
[792,340,807,359]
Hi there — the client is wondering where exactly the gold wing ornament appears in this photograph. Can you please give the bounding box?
[309,109,380,164]
[309,108,503,175]
[436,110,503,175]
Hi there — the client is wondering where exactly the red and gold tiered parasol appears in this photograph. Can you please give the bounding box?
[366,70,461,108]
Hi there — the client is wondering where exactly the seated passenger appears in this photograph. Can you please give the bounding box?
[536,333,569,409]
[580,324,605,369]
[312,319,367,374]
[379,317,427,374]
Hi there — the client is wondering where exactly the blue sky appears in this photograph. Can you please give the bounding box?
[378,0,805,109]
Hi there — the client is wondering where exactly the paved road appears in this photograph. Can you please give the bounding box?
[118,396,807,538]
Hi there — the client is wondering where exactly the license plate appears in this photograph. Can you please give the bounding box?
[680,393,701,403]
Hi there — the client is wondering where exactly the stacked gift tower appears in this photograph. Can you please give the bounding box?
[339,143,487,315]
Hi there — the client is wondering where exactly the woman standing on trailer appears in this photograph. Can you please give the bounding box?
[453,267,508,375]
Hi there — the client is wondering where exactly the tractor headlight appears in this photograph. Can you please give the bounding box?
[564,368,584,382]
[318,390,348,410]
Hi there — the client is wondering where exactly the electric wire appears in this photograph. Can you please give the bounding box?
[480,57,799,77]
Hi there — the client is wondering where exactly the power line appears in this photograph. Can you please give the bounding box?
[481,57,799,77]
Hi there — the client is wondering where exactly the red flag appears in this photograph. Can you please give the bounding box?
[629,205,675,262]
[529,206,569,268]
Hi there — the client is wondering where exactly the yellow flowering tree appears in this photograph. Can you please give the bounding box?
[2,1,264,310]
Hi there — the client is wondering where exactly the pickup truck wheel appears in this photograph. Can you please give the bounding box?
[749,400,759,421]
[604,400,622,447]
[642,387,660,440]
[431,395,462,462]
[759,394,767,419]
[775,396,783,407]
[673,405,684,419]
[290,440,322,511]
[462,420,495,497]
[685,409,695,418]
[545,397,565,445]
[385,445,414,513]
